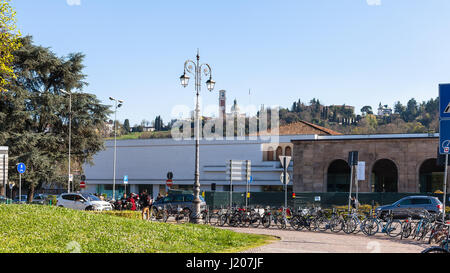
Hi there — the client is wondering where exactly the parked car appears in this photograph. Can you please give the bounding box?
[152,194,206,215]
[375,195,444,219]
[31,194,48,205]
[57,193,112,211]
[12,195,28,204]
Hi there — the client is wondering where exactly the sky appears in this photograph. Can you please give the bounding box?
[10,0,450,126]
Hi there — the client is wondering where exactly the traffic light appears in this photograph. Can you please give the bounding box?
[348,151,359,166]
[292,192,296,199]
[211,183,216,191]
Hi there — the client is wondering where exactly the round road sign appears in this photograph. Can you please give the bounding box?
[166,179,173,187]
[80,181,86,189]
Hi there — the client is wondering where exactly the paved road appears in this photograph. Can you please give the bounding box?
[220,227,430,253]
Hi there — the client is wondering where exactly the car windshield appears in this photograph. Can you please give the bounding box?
[81,194,101,201]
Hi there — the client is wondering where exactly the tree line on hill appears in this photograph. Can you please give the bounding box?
[116,96,440,139]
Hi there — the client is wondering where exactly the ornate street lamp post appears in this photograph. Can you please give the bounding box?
[180,50,215,223]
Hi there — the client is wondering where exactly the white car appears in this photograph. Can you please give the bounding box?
[57,193,112,211]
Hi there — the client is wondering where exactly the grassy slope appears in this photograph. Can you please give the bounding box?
[0,205,272,253]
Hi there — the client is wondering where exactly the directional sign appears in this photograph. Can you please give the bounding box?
[123,175,128,184]
[17,163,26,174]
[226,160,251,181]
[280,172,290,185]
[440,84,450,119]
[440,119,450,154]
[279,156,291,169]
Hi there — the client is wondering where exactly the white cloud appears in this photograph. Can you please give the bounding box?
[366,0,381,6]
[66,0,81,6]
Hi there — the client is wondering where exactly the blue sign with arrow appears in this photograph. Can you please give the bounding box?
[440,84,450,119]
[17,163,26,174]
[123,175,128,184]
[440,84,450,154]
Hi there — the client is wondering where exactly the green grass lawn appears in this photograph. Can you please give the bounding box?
[0,205,272,253]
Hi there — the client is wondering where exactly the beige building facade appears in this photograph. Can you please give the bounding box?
[291,134,444,193]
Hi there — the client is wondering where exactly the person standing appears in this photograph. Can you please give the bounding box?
[140,190,151,220]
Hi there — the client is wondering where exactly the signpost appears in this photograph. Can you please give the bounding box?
[439,83,450,222]
[226,160,251,208]
[279,156,291,215]
[347,151,358,213]
[17,163,25,203]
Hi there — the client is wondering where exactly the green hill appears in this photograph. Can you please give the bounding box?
[0,205,271,253]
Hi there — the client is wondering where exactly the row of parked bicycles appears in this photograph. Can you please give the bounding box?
[146,204,450,253]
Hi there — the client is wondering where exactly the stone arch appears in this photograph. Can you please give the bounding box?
[276,146,283,161]
[371,159,398,192]
[326,159,351,192]
[285,146,292,157]
[418,158,444,193]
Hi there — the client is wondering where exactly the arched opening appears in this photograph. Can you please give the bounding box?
[276,146,283,160]
[371,159,398,192]
[327,159,351,192]
[419,159,444,193]
[285,146,292,157]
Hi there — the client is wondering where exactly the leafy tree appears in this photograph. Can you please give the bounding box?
[0,36,111,202]
[0,0,21,92]
[123,119,130,134]
[360,106,373,115]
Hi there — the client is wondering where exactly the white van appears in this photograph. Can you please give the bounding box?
[57,193,112,211]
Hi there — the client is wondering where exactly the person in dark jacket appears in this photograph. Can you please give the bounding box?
[140,190,151,220]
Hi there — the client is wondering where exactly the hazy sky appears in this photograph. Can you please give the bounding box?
[11,0,450,125]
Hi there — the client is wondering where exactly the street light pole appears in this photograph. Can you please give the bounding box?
[60,89,72,193]
[180,50,215,224]
[109,97,124,201]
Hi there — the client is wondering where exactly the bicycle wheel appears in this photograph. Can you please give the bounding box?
[421,247,450,253]
[276,215,286,230]
[387,220,402,237]
[209,213,220,226]
[240,213,251,228]
[316,217,329,232]
[362,218,379,236]
[250,213,261,228]
[343,218,358,234]
[289,215,301,230]
[401,222,412,239]
[262,215,271,229]
[218,214,228,227]
[330,217,344,233]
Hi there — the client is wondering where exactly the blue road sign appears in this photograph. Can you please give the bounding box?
[17,163,26,174]
[248,176,253,183]
[440,120,450,154]
[440,84,450,119]
[123,175,128,184]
